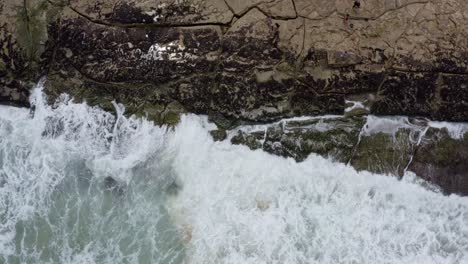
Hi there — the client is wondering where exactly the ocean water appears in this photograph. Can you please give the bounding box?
[0,84,467,264]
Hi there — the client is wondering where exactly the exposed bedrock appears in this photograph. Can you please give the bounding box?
[1,1,468,194]
[1,0,467,122]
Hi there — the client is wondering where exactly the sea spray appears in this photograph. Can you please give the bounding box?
[0,83,184,263]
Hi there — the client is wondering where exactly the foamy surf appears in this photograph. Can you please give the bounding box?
[0,83,467,264]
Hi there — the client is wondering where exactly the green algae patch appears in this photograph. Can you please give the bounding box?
[44,75,186,126]
[351,129,415,177]
[231,131,263,150]
[409,128,468,195]
[231,117,365,162]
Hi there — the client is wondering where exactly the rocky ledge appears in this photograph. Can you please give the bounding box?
[223,106,468,196]
[1,0,467,194]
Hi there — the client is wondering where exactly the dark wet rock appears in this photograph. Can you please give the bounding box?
[48,18,221,84]
[435,75,468,122]
[393,51,468,76]
[289,85,345,117]
[231,130,263,150]
[169,75,216,115]
[69,0,233,25]
[209,129,227,141]
[0,80,31,107]
[208,112,237,130]
[371,72,438,118]
[409,128,468,196]
[371,72,468,122]
[330,71,385,95]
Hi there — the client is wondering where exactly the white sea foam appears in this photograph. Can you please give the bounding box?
[361,115,417,136]
[167,115,468,264]
[345,100,369,113]
[0,84,467,264]
[427,121,468,139]
[227,115,343,140]
[362,115,468,140]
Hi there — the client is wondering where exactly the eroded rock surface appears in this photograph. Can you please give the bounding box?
[1,0,467,122]
[69,0,234,25]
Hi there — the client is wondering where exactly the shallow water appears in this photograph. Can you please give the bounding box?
[0,85,467,264]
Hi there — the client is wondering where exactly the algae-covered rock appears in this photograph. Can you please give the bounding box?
[228,114,468,196]
[409,128,468,195]
[233,116,365,162]
[44,74,185,125]
[138,101,184,126]
[350,128,416,177]
[268,117,365,162]
[344,107,370,118]
[209,129,227,141]
[231,130,264,150]
[208,112,237,130]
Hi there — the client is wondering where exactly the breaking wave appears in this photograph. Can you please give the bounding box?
[0,83,467,264]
